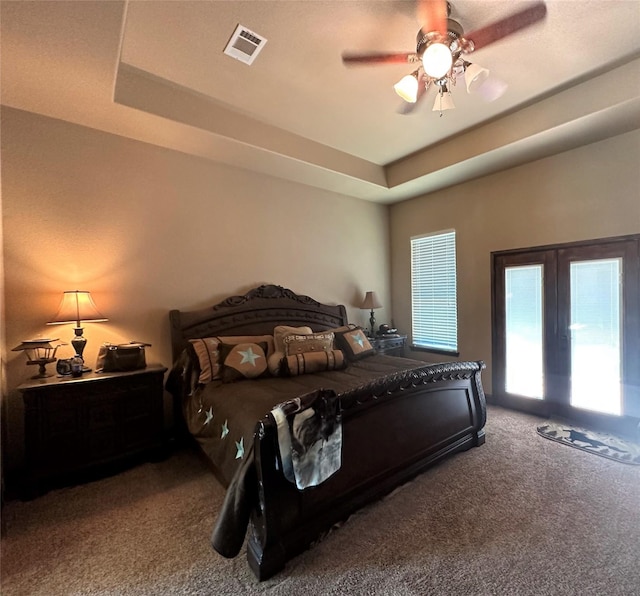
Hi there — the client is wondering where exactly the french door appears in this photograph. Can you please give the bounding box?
[492,235,640,431]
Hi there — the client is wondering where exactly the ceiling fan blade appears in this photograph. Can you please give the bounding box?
[398,75,430,114]
[416,0,447,36]
[342,52,416,66]
[464,2,547,52]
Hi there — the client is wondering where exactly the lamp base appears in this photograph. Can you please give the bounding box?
[71,332,87,359]
[71,329,90,372]
[369,310,376,338]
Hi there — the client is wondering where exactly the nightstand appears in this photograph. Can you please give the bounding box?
[18,364,167,497]
[371,334,408,357]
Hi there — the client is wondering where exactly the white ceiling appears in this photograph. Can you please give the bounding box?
[2,0,640,203]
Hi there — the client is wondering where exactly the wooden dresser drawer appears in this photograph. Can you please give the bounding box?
[18,364,167,497]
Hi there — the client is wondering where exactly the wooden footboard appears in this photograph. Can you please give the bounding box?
[247,360,486,580]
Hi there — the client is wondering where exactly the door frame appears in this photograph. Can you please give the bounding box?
[491,234,640,436]
[492,249,556,418]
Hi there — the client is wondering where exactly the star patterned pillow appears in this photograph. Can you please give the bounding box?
[219,341,269,383]
[334,327,375,361]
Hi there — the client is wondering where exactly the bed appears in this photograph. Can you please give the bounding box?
[166,284,486,580]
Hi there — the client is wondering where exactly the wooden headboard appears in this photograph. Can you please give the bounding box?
[169,284,348,361]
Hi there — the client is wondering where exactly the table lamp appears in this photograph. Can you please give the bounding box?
[47,290,108,363]
[360,291,382,338]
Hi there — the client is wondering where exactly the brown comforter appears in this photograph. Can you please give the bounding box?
[170,353,432,557]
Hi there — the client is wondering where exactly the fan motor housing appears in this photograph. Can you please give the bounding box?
[416,18,464,54]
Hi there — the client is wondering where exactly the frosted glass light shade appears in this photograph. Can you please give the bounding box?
[421,43,452,79]
[464,63,490,93]
[432,90,455,112]
[394,74,419,103]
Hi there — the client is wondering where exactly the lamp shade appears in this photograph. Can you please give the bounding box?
[432,88,455,112]
[464,62,490,94]
[394,73,419,103]
[360,291,382,310]
[47,290,108,326]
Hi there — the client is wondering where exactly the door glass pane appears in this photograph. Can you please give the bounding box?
[570,259,622,415]
[505,265,544,398]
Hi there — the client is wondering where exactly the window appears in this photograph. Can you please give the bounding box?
[411,230,458,353]
[505,264,544,398]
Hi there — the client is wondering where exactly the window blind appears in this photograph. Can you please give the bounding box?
[411,230,458,352]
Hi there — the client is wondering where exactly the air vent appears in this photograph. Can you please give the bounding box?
[223,24,267,65]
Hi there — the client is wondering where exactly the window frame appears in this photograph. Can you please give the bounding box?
[410,229,459,356]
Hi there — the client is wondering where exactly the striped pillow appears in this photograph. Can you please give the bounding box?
[283,349,346,376]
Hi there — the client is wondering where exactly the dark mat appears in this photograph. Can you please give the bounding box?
[537,421,640,465]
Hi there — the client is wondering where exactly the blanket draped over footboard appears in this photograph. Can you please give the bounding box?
[212,387,341,557]
[271,389,342,490]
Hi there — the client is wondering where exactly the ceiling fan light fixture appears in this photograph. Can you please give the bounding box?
[464,62,490,94]
[421,42,453,79]
[342,1,549,118]
[394,72,419,103]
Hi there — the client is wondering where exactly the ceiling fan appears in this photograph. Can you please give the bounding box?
[342,0,547,115]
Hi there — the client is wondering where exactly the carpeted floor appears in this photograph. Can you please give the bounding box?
[2,405,640,595]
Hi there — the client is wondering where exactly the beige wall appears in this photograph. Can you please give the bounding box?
[1,107,391,470]
[4,107,639,471]
[390,130,640,393]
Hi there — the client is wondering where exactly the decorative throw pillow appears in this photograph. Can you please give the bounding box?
[190,334,275,384]
[284,332,335,356]
[283,349,346,376]
[273,325,313,353]
[219,334,275,358]
[165,345,201,399]
[334,327,375,361]
[267,353,285,377]
[189,337,221,384]
[270,325,314,376]
[219,341,269,383]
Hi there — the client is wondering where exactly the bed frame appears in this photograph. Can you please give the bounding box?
[169,284,486,580]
